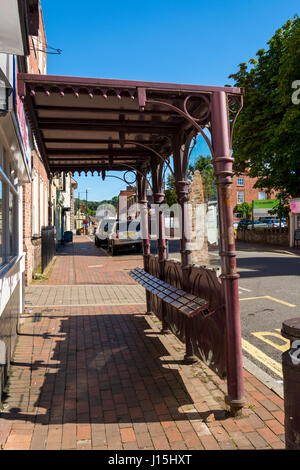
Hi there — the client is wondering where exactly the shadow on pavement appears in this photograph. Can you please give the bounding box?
[0,311,227,426]
[237,255,300,278]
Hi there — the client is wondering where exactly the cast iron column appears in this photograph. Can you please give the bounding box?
[175,180,192,270]
[137,172,151,313]
[211,91,245,415]
[173,135,197,364]
[281,318,300,449]
[151,161,168,332]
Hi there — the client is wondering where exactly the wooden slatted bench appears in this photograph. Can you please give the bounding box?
[129,267,215,319]
[129,267,218,363]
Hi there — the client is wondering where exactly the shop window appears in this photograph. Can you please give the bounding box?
[0,181,2,265]
[44,184,48,227]
[0,147,18,267]
[32,173,39,236]
[9,191,13,258]
[40,180,44,230]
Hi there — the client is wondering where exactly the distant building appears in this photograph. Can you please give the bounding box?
[231,173,276,220]
[89,215,100,234]
[75,203,86,232]
[53,174,77,243]
[117,186,137,219]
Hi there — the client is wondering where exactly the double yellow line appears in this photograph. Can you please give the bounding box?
[240,296,296,308]
[241,338,283,377]
[240,295,296,377]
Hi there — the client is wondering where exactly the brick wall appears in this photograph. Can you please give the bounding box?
[23,177,33,284]
[236,228,289,246]
[22,2,48,285]
[188,171,209,265]
[23,150,49,284]
[118,186,136,219]
[27,3,47,75]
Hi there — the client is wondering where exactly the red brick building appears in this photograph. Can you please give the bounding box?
[117,186,137,219]
[231,173,276,220]
[22,2,49,284]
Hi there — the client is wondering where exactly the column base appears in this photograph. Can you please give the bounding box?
[183,354,198,365]
[225,395,246,416]
[161,327,171,334]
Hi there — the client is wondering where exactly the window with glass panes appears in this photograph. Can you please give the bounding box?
[0,180,2,265]
[0,145,18,267]
[237,191,244,204]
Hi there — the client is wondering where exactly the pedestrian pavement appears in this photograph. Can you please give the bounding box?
[0,236,286,450]
[36,236,144,285]
[236,240,300,256]
[25,284,146,308]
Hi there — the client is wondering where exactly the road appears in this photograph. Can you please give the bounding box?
[91,235,300,381]
[236,242,300,381]
[162,239,300,380]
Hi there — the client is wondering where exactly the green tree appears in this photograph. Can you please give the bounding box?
[234,202,252,219]
[164,174,177,207]
[267,192,290,222]
[111,196,118,208]
[228,16,300,198]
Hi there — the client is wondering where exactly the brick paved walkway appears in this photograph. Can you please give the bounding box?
[0,236,285,450]
[25,285,145,308]
[36,236,143,285]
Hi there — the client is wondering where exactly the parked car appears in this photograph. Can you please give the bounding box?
[107,219,142,256]
[247,219,284,229]
[258,217,287,227]
[95,218,116,247]
[280,218,287,227]
[245,221,261,229]
[237,219,254,229]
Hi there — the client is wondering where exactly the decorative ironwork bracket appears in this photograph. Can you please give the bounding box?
[228,94,243,149]
[145,97,214,157]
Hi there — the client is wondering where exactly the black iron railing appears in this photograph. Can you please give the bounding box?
[41,226,56,273]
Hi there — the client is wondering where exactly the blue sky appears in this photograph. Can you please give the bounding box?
[41,0,299,202]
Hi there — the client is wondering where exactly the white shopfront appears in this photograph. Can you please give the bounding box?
[0,51,31,393]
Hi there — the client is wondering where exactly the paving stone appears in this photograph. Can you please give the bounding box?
[0,236,286,450]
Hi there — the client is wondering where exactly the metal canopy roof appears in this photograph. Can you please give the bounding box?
[17,73,243,175]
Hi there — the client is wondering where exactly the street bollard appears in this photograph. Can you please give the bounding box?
[281,318,300,450]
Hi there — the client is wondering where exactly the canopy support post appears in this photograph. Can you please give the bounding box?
[211,91,245,415]
[137,169,151,314]
[173,132,197,364]
[151,159,169,333]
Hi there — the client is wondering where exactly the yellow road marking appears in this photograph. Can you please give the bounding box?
[251,331,290,352]
[240,296,266,301]
[264,296,296,307]
[241,338,283,377]
[239,295,296,307]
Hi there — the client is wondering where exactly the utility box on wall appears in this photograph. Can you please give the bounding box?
[289,199,300,247]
